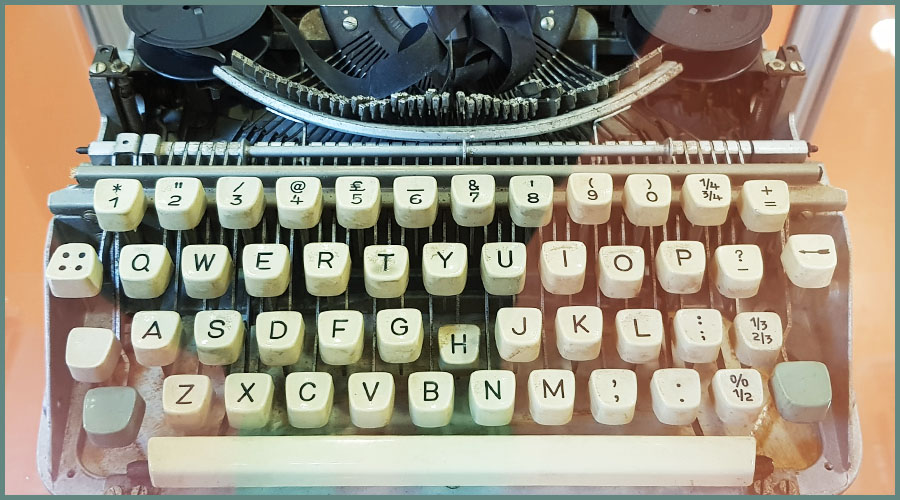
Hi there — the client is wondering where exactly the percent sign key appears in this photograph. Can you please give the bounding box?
[714,369,764,424]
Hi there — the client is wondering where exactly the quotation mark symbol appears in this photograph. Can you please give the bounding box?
[174,181,183,189]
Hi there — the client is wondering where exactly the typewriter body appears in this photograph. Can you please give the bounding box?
[39,5,860,494]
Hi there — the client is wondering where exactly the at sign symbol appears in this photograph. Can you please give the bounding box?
[291,180,306,193]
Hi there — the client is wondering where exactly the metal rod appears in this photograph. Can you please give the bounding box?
[247,143,673,158]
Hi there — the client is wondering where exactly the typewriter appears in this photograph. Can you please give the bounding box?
[39,5,860,494]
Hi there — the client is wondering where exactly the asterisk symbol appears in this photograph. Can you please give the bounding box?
[112,183,122,193]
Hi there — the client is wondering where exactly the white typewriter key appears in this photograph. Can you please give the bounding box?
[597,245,644,299]
[255,311,304,366]
[275,177,322,229]
[651,368,702,426]
[303,242,351,296]
[681,174,731,226]
[711,369,764,425]
[615,309,664,364]
[555,306,603,361]
[363,245,409,298]
[224,373,274,430]
[733,312,784,367]
[46,243,103,298]
[450,174,495,226]
[154,177,207,230]
[422,242,467,296]
[589,369,638,425]
[566,173,613,224]
[468,370,516,426]
[408,371,455,428]
[163,374,213,431]
[714,244,763,298]
[317,310,364,365]
[285,372,334,429]
[438,324,480,370]
[623,174,671,226]
[739,180,790,232]
[508,175,554,227]
[242,243,290,297]
[495,307,542,362]
[540,241,587,295]
[655,240,706,294]
[215,177,264,229]
[780,234,837,288]
[131,311,182,367]
[393,176,438,228]
[94,178,147,231]
[65,327,122,383]
[118,244,173,299]
[480,242,526,295]
[348,372,395,428]
[181,245,233,299]
[528,369,576,425]
[194,310,245,366]
[673,309,724,364]
[335,176,380,229]
[376,309,423,364]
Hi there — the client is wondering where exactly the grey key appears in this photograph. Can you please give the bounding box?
[82,386,145,448]
[770,361,832,423]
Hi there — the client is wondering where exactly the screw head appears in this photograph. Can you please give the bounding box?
[767,60,786,72]
[110,61,128,73]
[540,16,555,31]
[90,62,107,74]
[342,16,358,31]
[789,61,806,73]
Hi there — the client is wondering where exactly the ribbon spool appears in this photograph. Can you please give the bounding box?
[625,5,772,83]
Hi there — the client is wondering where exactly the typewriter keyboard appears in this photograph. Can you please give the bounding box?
[45,168,848,491]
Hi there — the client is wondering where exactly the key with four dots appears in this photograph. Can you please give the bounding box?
[46,243,103,298]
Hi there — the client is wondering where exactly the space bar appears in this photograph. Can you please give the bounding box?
[148,435,757,488]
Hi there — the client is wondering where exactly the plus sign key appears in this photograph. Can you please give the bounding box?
[739,180,789,232]
[780,234,837,288]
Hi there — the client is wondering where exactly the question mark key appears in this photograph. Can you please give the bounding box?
[713,244,763,298]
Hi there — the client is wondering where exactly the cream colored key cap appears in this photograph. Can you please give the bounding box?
[651,368,701,425]
[528,369,576,425]
[303,242,351,296]
[131,311,182,367]
[335,176,380,229]
[623,174,671,226]
[540,241,587,294]
[450,174,495,226]
[555,306,602,361]
[480,242,526,295]
[711,369,764,425]
[468,370,516,426]
[597,245,644,299]
[348,372,395,428]
[363,245,409,298]
[739,180,789,232]
[181,245,232,299]
[66,327,121,383]
[255,311,304,366]
[422,242,467,296]
[733,312,783,367]
[46,243,103,298]
[780,234,837,288]
[393,176,438,228]
[376,309,423,363]
[589,369,637,425]
[408,371,454,428]
[508,175,554,227]
[655,240,706,294]
[438,324,480,370]
[194,310,245,366]
[225,373,274,430]
[118,244,173,299]
[163,374,213,430]
[154,177,207,230]
[681,174,731,226]
[317,310,364,365]
[714,244,763,298]
[285,372,333,429]
[566,173,612,224]
[275,177,322,229]
[94,178,147,231]
[615,309,663,364]
[495,307,542,362]
[216,177,264,229]
[673,309,723,364]
[242,243,290,297]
